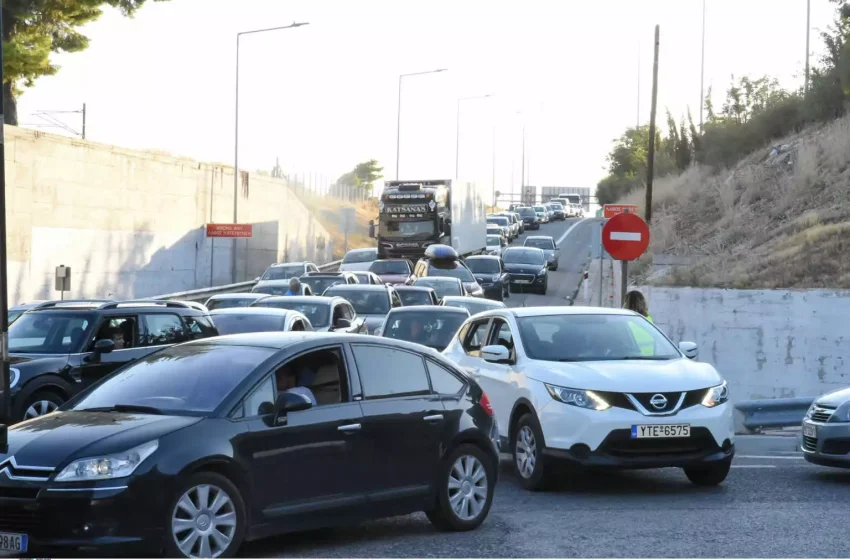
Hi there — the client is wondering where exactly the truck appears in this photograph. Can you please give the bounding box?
[369,179,487,261]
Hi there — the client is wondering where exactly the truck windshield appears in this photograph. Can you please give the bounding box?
[384,220,434,237]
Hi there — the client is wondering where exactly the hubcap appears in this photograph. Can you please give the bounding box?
[24,400,58,419]
[447,455,488,521]
[171,484,237,558]
[515,426,537,479]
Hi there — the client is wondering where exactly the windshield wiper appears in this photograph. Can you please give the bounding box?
[613,356,673,361]
[79,404,164,415]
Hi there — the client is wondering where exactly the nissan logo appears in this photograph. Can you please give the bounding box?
[649,394,668,410]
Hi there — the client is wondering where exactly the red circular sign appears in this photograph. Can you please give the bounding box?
[602,212,650,261]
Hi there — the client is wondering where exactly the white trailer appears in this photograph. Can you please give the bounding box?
[447,179,487,257]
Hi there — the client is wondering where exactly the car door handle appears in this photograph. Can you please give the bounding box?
[424,414,444,422]
[337,423,361,432]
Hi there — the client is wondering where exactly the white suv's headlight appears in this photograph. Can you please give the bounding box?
[9,368,20,389]
[545,384,610,411]
[55,440,159,482]
[701,381,729,408]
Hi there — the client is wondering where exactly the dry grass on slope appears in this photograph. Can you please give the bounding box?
[621,115,850,289]
[295,191,378,259]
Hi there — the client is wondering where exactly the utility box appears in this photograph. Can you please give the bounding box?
[55,265,71,294]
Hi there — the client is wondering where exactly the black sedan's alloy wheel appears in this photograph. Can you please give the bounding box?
[426,444,496,531]
[165,472,247,559]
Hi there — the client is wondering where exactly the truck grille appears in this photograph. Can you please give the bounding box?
[810,406,835,423]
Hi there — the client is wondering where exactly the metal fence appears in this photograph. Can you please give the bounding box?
[735,397,814,432]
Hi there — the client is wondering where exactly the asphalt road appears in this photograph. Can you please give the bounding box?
[245,434,850,558]
[503,216,600,309]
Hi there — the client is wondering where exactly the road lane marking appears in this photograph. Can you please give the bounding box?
[556,217,592,246]
[736,455,804,460]
[610,231,642,241]
[732,465,776,469]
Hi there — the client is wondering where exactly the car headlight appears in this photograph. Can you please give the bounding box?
[491,274,501,282]
[805,402,816,419]
[54,440,159,482]
[701,381,729,408]
[545,384,610,411]
[9,367,20,389]
[537,269,546,276]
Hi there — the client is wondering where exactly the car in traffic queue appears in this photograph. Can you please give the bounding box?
[508,211,525,234]
[443,307,733,491]
[338,247,379,272]
[463,255,511,301]
[322,284,402,335]
[204,293,272,311]
[394,286,440,307]
[486,216,513,242]
[413,245,485,299]
[549,203,566,221]
[502,247,549,295]
[250,296,366,334]
[376,305,471,352]
[495,212,520,239]
[250,281,313,297]
[441,296,507,316]
[516,206,540,230]
[801,389,850,467]
[486,225,507,245]
[4,300,218,423]
[350,271,384,285]
[254,261,320,286]
[209,308,312,335]
[524,235,560,271]
[412,277,467,302]
[299,271,359,295]
[368,259,416,285]
[533,205,549,224]
[486,234,506,257]
[0,333,499,558]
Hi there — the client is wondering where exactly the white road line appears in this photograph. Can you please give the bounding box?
[732,465,776,469]
[610,231,641,241]
[556,217,592,246]
[736,455,804,460]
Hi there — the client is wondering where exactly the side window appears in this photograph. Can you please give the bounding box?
[275,347,348,406]
[427,360,465,395]
[243,376,275,417]
[342,304,355,321]
[390,290,402,308]
[184,315,217,340]
[91,316,139,350]
[488,319,514,351]
[142,313,187,346]
[352,344,429,399]
[462,319,490,357]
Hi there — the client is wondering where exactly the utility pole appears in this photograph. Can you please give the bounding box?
[805,0,811,95]
[0,3,11,441]
[637,41,641,128]
[645,25,660,224]
[699,0,706,131]
[82,103,86,140]
[491,127,496,208]
[395,69,447,180]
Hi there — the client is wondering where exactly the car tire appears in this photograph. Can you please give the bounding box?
[425,443,496,531]
[164,472,247,559]
[684,458,732,486]
[513,413,553,491]
[16,389,66,422]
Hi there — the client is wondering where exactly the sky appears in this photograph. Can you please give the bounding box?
[17,0,838,202]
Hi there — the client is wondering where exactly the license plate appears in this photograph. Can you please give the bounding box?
[803,422,817,438]
[631,424,690,438]
[0,532,27,554]
[515,280,531,284]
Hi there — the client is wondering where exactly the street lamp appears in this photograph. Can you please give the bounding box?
[455,94,492,177]
[233,21,309,282]
[395,68,447,180]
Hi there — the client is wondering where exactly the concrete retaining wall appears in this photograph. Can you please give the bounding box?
[4,126,334,302]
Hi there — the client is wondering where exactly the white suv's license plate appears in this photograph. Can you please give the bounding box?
[631,424,690,438]
[0,532,27,554]
[803,422,817,438]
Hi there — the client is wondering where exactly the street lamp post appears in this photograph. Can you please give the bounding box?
[233,21,309,282]
[455,94,492,178]
[0,6,9,437]
[395,68,447,180]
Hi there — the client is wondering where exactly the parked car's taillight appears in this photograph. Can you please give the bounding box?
[479,392,494,417]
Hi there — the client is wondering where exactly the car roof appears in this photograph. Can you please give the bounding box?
[324,284,389,292]
[210,307,298,317]
[302,272,345,277]
[254,279,292,285]
[414,276,461,283]
[489,306,639,319]
[394,285,435,292]
[525,235,554,241]
[504,246,544,253]
[372,258,409,263]
[270,262,307,268]
[259,295,338,305]
[347,248,377,254]
[442,296,499,304]
[388,305,469,315]
[465,255,499,261]
[208,293,269,300]
[27,300,201,314]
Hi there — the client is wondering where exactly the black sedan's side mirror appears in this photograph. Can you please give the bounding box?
[85,338,115,364]
[334,318,352,330]
[276,391,312,414]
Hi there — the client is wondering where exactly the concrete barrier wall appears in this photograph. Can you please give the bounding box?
[5,126,334,302]
[640,286,850,402]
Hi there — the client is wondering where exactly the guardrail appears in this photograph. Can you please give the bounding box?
[734,397,814,432]
[146,260,342,303]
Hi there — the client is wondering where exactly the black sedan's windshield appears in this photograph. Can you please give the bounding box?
[466,259,500,274]
[503,249,545,265]
[397,290,434,306]
[414,278,462,299]
[301,277,345,295]
[71,344,277,414]
[516,314,680,362]
[381,311,468,351]
[369,260,410,275]
[525,238,555,250]
[9,312,95,354]
[517,207,535,217]
[253,301,330,328]
[324,289,390,315]
[262,265,303,280]
[211,314,286,335]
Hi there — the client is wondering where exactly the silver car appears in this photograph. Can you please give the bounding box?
[802,388,850,467]
[524,235,559,271]
[322,284,402,335]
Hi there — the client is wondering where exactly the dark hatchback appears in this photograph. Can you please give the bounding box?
[0,333,499,557]
[516,207,539,230]
[502,247,548,295]
[463,256,510,301]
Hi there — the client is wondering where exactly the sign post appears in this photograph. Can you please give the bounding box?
[603,204,638,219]
[602,212,650,307]
[55,265,71,300]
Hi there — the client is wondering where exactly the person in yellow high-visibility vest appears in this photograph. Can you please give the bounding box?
[623,290,655,356]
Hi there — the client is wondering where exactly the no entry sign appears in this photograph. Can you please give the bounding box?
[602,212,649,261]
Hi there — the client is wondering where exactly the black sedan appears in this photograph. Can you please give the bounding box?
[376,306,470,351]
[394,286,440,306]
[0,333,499,558]
[502,247,549,295]
[463,256,510,301]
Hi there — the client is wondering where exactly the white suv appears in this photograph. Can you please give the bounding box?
[443,307,734,490]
